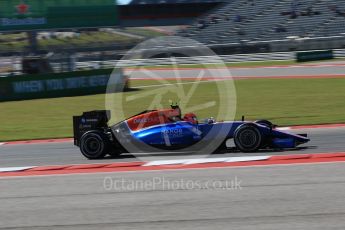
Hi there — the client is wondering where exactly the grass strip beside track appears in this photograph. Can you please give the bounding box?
[1,77,345,141]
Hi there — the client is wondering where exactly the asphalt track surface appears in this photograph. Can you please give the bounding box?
[1,64,345,229]
[1,162,345,229]
[0,127,344,167]
[127,63,345,79]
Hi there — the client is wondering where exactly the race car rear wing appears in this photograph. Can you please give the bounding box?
[73,110,110,146]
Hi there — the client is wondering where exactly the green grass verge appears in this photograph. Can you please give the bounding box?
[0,31,142,52]
[38,32,140,49]
[124,28,167,37]
[1,77,345,141]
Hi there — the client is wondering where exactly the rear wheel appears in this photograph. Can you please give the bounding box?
[234,124,263,152]
[80,131,109,159]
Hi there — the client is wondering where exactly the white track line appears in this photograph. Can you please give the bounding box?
[277,127,291,131]
[184,158,230,165]
[143,159,189,166]
[144,156,272,166]
[0,166,36,173]
[225,156,270,162]
[131,79,228,89]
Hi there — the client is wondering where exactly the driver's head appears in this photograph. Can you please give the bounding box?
[183,113,198,124]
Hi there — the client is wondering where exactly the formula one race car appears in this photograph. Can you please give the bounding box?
[73,105,309,159]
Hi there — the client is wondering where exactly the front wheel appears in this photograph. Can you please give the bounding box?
[255,120,274,129]
[234,124,263,152]
[80,131,109,159]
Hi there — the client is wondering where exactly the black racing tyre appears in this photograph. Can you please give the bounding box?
[234,124,263,152]
[80,131,109,159]
[255,120,273,128]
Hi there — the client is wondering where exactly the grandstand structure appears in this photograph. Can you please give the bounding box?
[177,0,345,51]
[1,0,345,74]
[130,0,222,3]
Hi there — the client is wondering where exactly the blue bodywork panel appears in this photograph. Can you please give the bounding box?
[128,121,309,149]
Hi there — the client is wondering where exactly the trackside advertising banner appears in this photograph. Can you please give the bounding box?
[0,68,125,101]
[0,0,118,31]
[296,50,334,62]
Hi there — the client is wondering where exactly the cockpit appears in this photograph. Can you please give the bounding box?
[126,105,200,131]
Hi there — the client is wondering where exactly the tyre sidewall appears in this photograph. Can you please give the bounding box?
[80,131,108,159]
[234,124,262,152]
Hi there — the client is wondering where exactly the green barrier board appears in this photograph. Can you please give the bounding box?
[296,50,334,62]
[0,68,124,101]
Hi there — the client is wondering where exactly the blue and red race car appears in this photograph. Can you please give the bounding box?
[73,105,309,159]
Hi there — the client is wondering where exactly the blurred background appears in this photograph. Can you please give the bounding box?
[1,0,345,140]
[1,0,344,76]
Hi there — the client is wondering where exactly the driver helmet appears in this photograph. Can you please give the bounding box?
[183,113,198,124]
